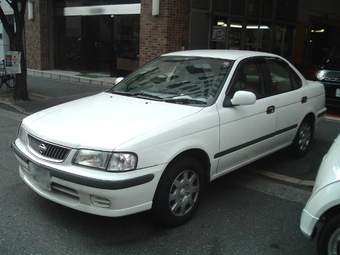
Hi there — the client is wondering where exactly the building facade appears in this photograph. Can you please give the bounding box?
[1,0,339,75]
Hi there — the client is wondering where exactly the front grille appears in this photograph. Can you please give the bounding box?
[28,134,71,162]
[325,71,340,83]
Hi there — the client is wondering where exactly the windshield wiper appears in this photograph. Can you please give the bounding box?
[111,91,163,100]
[133,92,163,100]
[111,91,133,96]
[164,98,206,105]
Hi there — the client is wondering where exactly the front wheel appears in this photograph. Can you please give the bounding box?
[290,117,313,157]
[317,215,340,255]
[152,156,204,227]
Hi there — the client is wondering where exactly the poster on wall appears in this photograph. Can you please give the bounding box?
[212,26,226,42]
[5,51,21,74]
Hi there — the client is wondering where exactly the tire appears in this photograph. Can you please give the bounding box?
[317,215,340,255]
[290,117,313,158]
[6,75,15,88]
[152,156,204,227]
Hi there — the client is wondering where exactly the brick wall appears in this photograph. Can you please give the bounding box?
[139,0,190,65]
[25,0,49,70]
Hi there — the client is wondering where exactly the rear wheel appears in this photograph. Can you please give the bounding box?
[152,156,204,227]
[290,117,313,157]
[317,215,340,255]
[6,75,15,88]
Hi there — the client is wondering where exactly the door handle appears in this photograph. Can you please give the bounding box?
[266,105,275,114]
[301,96,308,103]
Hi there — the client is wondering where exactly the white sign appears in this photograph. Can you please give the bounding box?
[5,51,21,74]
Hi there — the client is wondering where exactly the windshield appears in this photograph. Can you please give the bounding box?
[109,56,233,106]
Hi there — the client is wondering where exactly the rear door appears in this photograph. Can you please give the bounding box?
[263,58,305,147]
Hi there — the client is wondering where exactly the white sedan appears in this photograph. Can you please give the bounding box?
[12,50,326,227]
[300,133,340,254]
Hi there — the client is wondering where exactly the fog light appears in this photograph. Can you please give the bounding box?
[90,196,111,208]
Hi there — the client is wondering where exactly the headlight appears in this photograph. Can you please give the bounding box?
[107,153,137,171]
[18,123,28,145]
[74,150,111,170]
[74,150,137,172]
[316,70,326,80]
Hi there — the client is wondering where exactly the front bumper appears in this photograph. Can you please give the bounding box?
[300,208,319,239]
[11,141,163,217]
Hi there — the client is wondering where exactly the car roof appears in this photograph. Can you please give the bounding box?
[162,49,278,61]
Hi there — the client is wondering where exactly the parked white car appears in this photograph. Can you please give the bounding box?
[300,133,340,255]
[12,50,326,226]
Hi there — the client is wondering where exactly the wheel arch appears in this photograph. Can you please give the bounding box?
[165,149,211,187]
[302,112,316,137]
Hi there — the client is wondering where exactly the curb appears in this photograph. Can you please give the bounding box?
[27,69,115,87]
[0,99,29,115]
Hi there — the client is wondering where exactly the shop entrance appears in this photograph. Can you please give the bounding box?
[53,13,139,75]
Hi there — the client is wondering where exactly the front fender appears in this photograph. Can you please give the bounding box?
[301,181,340,238]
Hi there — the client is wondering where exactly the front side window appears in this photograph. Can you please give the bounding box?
[266,58,302,94]
[228,59,264,99]
[109,56,234,106]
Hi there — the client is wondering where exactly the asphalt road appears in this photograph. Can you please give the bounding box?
[0,77,339,254]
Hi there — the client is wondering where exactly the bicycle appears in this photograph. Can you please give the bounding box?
[0,60,15,89]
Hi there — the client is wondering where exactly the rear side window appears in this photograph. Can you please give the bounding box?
[265,58,302,94]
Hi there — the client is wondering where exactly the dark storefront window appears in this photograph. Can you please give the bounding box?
[258,22,271,52]
[272,24,284,54]
[246,0,260,17]
[213,0,229,13]
[230,0,246,15]
[286,0,298,22]
[54,14,139,74]
[229,21,243,49]
[275,0,286,21]
[283,25,295,57]
[261,0,274,19]
[192,0,211,10]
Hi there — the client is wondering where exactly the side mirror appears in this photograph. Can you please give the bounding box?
[223,91,256,107]
[115,77,124,85]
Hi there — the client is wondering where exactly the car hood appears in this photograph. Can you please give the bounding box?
[23,92,203,150]
[320,57,340,71]
[312,133,340,193]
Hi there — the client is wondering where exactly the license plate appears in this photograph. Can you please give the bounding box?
[29,162,51,190]
[336,88,340,97]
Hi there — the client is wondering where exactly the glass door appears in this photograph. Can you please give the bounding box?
[245,21,271,51]
[189,12,211,49]
[228,20,243,50]
[211,16,227,49]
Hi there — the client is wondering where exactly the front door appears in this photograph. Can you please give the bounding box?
[216,58,277,174]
